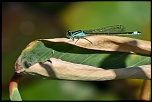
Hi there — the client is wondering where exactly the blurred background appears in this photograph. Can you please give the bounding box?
[2,2,150,100]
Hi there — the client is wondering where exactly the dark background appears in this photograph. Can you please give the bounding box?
[2,2,150,100]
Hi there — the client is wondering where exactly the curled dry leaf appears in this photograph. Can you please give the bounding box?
[14,36,151,80]
[15,35,151,75]
[11,36,151,100]
[24,58,151,81]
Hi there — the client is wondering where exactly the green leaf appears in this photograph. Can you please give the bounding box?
[9,73,23,101]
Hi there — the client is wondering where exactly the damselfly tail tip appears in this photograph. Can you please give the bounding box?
[132,31,141,35]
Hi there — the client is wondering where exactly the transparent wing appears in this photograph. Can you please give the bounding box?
[83,25,126,34]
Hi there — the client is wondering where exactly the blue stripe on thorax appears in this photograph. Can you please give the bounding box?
[73,31,90,37]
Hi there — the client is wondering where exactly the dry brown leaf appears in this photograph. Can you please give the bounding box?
[23,58,151,81]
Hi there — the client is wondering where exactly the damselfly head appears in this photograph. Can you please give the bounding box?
[66,30,73,39]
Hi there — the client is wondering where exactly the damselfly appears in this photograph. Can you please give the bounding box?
[66,25,141,44]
